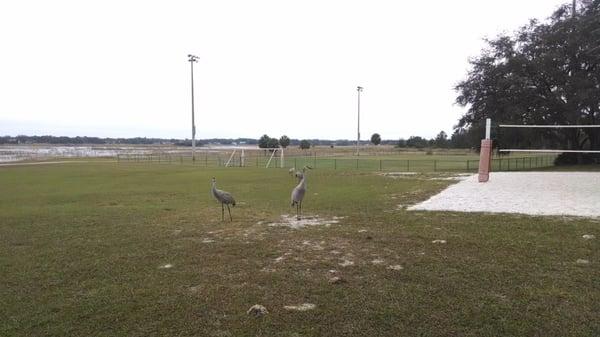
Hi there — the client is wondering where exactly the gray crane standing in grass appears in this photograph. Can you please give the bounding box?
[291,166,312,220]
[211,177,236,221]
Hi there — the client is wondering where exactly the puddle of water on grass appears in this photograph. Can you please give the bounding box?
[387,265,403,270]
[159,264,173,269]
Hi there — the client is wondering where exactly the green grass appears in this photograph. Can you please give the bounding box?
[1,162,599,336]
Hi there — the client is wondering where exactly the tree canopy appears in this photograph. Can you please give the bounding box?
[299,140,311,149]
[405,136,429,149]
[258,134,279,148]
[455,1,600,156]
[279,135,290,148]
[434,131,449,148]
[370,133,381,145]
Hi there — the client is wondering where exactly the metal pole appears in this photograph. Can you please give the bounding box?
[188,54,199,161]
[191,60,195,161]
[356,86,363,156]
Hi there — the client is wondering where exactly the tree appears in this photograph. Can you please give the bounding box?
[455,1,600,162]
[266,137,279,148]
[434,131,448,148]
[258,134,270,149]
[279,135,290,148]
[406,136,429,149]
[370,133,381,145]
[299,140,311,149]
[396,138,407,148]
[450,128,473,149]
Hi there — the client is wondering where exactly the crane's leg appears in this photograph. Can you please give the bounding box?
[296,203,300,220]
[227,204,232,221]
[299,202,303,220]
[221,203,224,221]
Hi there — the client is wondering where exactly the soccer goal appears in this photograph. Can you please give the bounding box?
[222,147,285,168]
[478,119,600,182]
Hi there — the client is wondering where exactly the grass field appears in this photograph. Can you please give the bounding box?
[1,162,599,336]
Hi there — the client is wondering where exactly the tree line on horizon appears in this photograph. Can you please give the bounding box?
[0,132,470,149]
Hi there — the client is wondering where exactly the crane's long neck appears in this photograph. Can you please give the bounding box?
[299,174,307,189]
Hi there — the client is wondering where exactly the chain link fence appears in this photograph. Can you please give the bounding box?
[117,153,557,172]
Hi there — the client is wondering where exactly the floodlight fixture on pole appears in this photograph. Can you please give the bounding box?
[188,54,199,161]
[356,86,363,156]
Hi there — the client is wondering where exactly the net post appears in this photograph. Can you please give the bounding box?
[478,118,492,182]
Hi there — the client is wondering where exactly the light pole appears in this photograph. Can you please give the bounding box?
[356,86,363,156]
[188,54,199,161]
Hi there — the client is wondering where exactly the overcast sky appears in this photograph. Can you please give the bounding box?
[0,0,569,140]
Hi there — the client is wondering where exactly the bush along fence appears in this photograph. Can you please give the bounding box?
[116,153,557,172]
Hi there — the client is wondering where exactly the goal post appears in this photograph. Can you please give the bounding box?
[265,148,285,168]
[221,147,284,168]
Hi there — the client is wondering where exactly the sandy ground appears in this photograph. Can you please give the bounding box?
[409,172,600,218]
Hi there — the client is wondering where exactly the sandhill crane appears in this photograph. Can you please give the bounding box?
[291,166,312,220]
[211,177,236,221]
[289,168,303,179]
